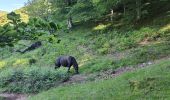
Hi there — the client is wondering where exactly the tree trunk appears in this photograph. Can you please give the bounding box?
[136,0,141,20]
[67,16,73,29]
[123,2,126,16]
[110,9,114,21]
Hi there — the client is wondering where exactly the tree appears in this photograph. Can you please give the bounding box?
[25,0,53,20]
[25,0,170,24]
[136,0,142,20]
[69,0,97,21]
[7,12,21,31]
[49,0,77,29]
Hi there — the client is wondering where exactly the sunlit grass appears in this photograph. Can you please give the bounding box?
[0,14,8,26]
[160,24,170,32]
[79,54,92,67]
[93,23,111,30]
[0,61,6,69]
[13,59,29,67]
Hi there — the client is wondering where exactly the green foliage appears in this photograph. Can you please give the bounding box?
[7,12,21,26]
[0,67,69,93]
[23,17,58,40]
[25,0,170,24]
[0,24,17,47]
[25,0,52,19]
[69,0,98,21]
[0,12,59,47]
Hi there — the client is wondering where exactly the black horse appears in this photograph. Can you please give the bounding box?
[55,56,79,74]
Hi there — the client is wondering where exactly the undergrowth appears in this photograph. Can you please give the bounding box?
[0,67,69,93]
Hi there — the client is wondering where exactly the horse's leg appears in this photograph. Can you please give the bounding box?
[67,62,71,73]
[73,65,79,74]
[67,67,71,73]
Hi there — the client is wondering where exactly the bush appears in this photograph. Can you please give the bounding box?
[0,67,69,93]
[98,48,108,54]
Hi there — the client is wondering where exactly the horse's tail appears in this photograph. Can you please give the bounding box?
[72,57,79,74]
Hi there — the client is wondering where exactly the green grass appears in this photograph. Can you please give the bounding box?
[0,21,170,75]
[0,9,170,95]
[29,59,170,100]
[0,11,170,72]
[79,41,170,73]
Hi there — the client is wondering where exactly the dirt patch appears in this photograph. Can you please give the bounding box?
[96,57,170,80]
[138,38,151,45]
[95,61,154,80]
[62,74,88,85]
[0,93,27,100]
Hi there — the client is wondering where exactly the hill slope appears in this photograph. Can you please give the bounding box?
[28,11,170,99]
[0,8,29,26]
[0,10,8,25]
[0,3,170,99]
[29,58,170,100]
[0,10,7,16]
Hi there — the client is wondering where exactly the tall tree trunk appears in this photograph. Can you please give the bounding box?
[136,0,141,20]
[110,9,114,21]
[123,2,126,16]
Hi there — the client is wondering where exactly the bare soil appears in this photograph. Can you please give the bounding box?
[0,93,27,100]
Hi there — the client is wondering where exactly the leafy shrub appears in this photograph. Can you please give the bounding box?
[0,61,6,70]
[113,36,137,51]
[0,67,69,93]
[98,48,108,54]
[0,12,59,47]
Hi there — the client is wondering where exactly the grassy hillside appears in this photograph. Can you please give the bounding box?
[29,58,170,100]
[0,3,170,100]
[14,7,29,22]
[0,10,7,17]
[0,8,29,26]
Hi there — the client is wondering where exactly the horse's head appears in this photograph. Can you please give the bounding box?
[55,61,60,69]
[54,65,60,69]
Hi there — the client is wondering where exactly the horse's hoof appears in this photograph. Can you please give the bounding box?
[67,71,71,73]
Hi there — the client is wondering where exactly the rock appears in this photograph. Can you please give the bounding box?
[148,62,152,65]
